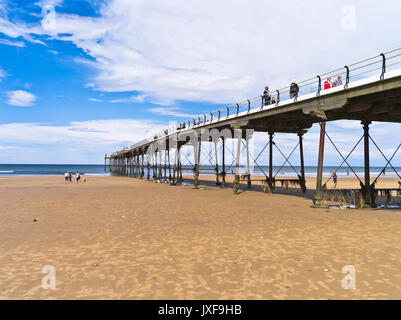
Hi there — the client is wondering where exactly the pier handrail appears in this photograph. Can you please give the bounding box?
[111,47,401,155]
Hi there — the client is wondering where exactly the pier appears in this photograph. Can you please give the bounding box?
[106,48,401,208]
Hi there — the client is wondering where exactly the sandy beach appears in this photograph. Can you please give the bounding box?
[1,175,401,299]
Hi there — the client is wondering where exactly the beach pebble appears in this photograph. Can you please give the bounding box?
[93,263,98,267]
[323,268,329,272]
[33,219,37,222]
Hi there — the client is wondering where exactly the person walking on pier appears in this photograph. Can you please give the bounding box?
[324,77,333,89]
[290,81,299,98]
[263,86,271,106]
[333,75,343,87]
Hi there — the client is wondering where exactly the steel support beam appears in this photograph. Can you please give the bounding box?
[314,122,326,206]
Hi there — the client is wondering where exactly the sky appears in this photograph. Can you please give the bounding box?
[0,0,400,165]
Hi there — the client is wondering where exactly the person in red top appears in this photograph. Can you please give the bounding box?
[324,77,333,90]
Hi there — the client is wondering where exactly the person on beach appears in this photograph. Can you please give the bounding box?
[68,172,72,182]
[64,172,69,182]
[76,171,81,183]
[332,172,338,188]
[324,77,333,90]
[398,179,401,189]
[290,81,299,98]
[333,75,343,87]
[263,86,271,106]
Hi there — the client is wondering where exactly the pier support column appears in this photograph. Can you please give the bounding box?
[233,127,241,194]
[152,150,156,180]
[140,150,145,179]
[194,133,201,189]
[314,122,326,207]
[221,137,226,187]
[178,146,183,185]
[214,141,220,185]
[246,132,251,188]
[158,147,163,182]
[154,149,158,182]
[168,148,172,181]
[268,132,274,193]
[298,131,307,193]
[362,120,373,207]
[146,152,150,180]
[171,145,178,186]
[137,153,140,178]
[163,149,167,181]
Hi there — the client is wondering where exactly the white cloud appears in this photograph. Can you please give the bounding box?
[0,119,166,163]
[34,0,64,8]
[0,38,25,47]
[149,107,196,118]
[6,90,36,106]
[88,97,104,102]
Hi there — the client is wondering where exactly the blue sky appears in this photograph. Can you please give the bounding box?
[0,0,400,165]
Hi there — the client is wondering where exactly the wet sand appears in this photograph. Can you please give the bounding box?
[0,175,401,299]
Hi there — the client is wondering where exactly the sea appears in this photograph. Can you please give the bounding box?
[0,164,400,178]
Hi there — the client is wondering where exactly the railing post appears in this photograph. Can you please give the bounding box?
[236,103,239,116]
[276,90,280,105]
[218,110,221,121]
[316,75,321,96]
[380,53,386,80]
[226,106,229,118]
[210,112,213,122]
[247,100,251,113]
[344,66,350,89]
